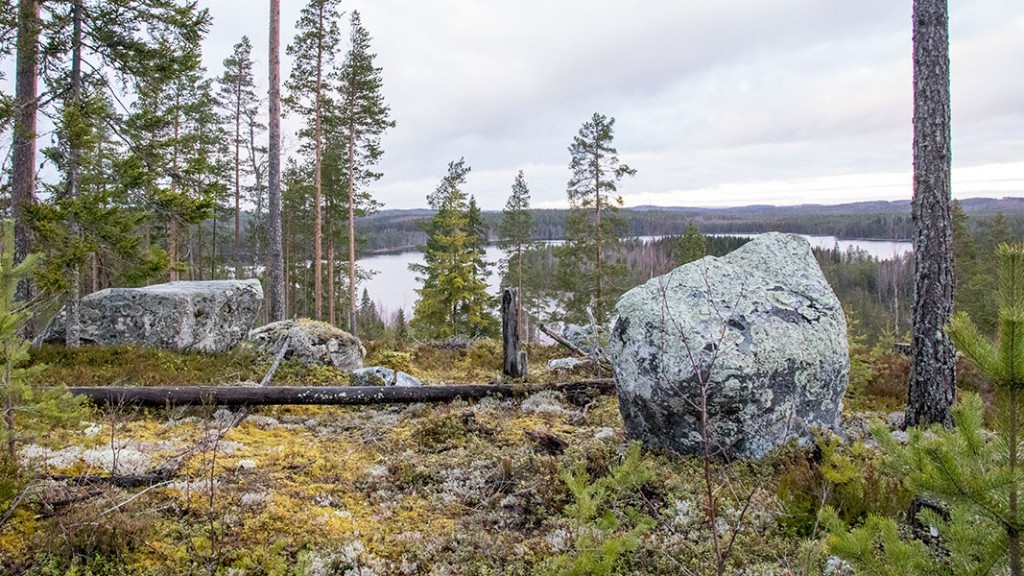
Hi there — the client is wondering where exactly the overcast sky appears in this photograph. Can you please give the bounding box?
[198,0,1024,211]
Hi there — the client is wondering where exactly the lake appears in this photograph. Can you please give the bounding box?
[362,234,913,317]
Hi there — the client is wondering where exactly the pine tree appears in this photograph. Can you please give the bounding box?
[557,113,635,325]
[217,36,259,280]
[498,170,535,337]
[124,39,220,282]
[242,98,269,285]
[267,0,286,321]
[337,10,393,334]
[10,0,41,319]
[830,243,1024,576]
[285,0,343,321]
[411,159,497,339]
[907,0,955,427]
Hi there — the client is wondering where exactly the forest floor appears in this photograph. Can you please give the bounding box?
[0,341,907,575]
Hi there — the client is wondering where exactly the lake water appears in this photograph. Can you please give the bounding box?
[363,234,913,317]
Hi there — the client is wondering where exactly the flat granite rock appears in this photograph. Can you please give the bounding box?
[609,232,849,460]
[36,280,263,353]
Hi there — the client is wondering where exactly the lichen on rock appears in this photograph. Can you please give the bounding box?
[610,232,849,459]
[248,318,365,370]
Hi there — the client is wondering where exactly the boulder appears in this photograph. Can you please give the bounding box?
[350,366,422,387]
[547,357,598,378]
[609,233,848,460]
[248,319,364,370]
[36,280,263,353]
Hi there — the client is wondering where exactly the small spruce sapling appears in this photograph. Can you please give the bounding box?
[546,442,655,576]
[0,220,85,527]
[828,243,1024,576]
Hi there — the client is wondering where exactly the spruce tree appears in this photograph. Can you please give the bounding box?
[411,159,497,339]
[285,0,343,321]
[498,170,535,337]
[557,112,635,325]
[675,222,706,265]
[337,10,393,335]
[33,0,209,346]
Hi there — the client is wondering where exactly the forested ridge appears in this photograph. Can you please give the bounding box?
[352,197,1024,253]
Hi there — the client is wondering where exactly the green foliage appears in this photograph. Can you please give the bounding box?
[544,442,655,576]
[0,220,86,531]
[557,113,635,325]
[831,243,1024,575]
[844,326,911,411]
[825,513,939,575]
[777,433,909,536]
[674,222,706,265]
[411,159,497,339]
[499,170,540,321]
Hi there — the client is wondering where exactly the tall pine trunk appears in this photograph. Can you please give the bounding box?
[12,0,40,325]
[234,78,243,280]
[64,0,84,349]
[594,170,602,323]
[312,6,325,320]
[347,131,357,335]
[906,0,955,427]
[267,0,286,321]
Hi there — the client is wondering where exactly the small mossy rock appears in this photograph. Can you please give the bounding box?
[350,366,422,387]
[36,280,263,353]
[248,319,364,370]
[610,232,849,460]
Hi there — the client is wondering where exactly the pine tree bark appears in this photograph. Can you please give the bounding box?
[234,76,243,280]
[65,0,84,349]
[11,0,40,323]
[906,0,955,428]
[312,4,324,320]
[347,131,358,335]
[267,0,286,321]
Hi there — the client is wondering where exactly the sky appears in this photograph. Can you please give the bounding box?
[198,1,1022,210]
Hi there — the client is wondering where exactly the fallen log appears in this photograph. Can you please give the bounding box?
[59,380,616,408]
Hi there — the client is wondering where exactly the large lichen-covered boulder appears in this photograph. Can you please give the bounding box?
[609,233,848,460]
[248,319,364,370]
[36,280,263,353]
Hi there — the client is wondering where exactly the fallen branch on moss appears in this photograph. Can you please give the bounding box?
[56,380,616,408]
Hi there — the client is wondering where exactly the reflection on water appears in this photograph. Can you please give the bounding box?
[362,235,913,317]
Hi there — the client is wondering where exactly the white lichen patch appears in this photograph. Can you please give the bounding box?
[82,446,152,475]
[19,445,82,470]
[244,414,281,429]
[240,490,269,507]
[520,390,568,416]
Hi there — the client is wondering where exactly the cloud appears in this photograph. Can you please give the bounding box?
[198,0,1024,210]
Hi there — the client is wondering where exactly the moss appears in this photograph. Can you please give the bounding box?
[5,341,902,574]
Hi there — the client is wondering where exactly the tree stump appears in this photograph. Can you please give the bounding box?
[502,288,527,379]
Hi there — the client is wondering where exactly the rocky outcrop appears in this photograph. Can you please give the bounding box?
[37,280,263,353]
[609,233,848,460]
[248,319,364,370]
[350,366,422,387]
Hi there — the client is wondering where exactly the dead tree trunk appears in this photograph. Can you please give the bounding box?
[502,289,526,379]
[60,381,614,408]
